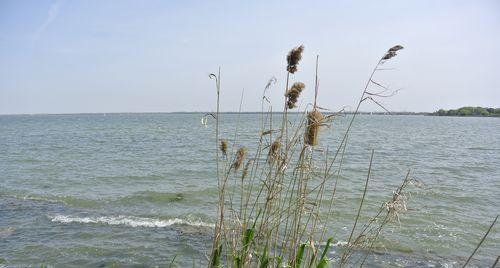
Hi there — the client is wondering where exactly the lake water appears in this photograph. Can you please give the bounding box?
[0,113,499,267]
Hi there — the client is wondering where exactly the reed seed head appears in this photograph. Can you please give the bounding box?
[285,82,305,109]
[232,147,248,170]
[287,45,304,74]
[268,139,281,162]
[382,45,404,60]
[220,139,228,158]
[305,110,324,146]
[389,45,404,52]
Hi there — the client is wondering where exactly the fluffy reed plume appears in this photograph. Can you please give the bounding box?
[232,147,247,170]
[287,45,304,74]
[220,139,228,158]
[268,139,281,162]
[389,45,404,51]
[382,45,404,60]
[305,110,324,146]
[285,82,305,109]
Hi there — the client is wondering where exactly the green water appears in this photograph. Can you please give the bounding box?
[0,113,498,267]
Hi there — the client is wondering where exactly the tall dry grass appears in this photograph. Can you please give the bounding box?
[207,44,422,268]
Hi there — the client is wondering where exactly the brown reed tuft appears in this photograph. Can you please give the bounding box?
[285,82,305,109]
[389,45,404,52]
[287,45,304,74]
[220,139,228,158]
[232,147,248,170]
[305,110,324,146]
[268,139,281,162]
[382,45,404,60]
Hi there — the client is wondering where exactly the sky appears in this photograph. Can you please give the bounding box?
[1,0,499,114]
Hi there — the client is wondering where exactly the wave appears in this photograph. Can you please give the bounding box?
[467,147,500,151]
[50,214,215,228]
[18,192,185,208]
[333,240,349,247]
[20,195,102,208]
[17,188,219,208]
[116,191,185,204]
[114,189,219,206]
[95,174,166,181]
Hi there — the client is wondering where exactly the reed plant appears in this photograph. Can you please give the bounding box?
[208,44,420,267]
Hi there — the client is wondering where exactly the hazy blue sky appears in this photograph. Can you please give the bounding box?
[1,0,499,114]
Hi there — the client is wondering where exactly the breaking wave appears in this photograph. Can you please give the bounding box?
[51,214,215,228]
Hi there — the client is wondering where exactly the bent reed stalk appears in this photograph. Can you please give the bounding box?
[208,45,420,267]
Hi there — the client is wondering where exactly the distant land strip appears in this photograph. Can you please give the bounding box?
[1,107,498,117]
[432,106,500,117]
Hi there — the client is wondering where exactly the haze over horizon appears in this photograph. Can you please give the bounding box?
[1,0,499,115]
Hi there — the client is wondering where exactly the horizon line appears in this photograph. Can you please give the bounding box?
[0,111,433,116]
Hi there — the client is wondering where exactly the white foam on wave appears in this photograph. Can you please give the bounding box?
[51,214,215,228]
[333,240,348,247]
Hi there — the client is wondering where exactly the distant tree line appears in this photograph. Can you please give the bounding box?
[434,107,500,117]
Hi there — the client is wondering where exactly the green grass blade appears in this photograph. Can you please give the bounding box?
[320,237,333,263]
[243,228,255,253]
[275,256,282,268]
[234,255,242,268]
[168,254,178,268]
[315,237,333,268]
[259,245,269,268]
[295,243,306,268]
[211,244,223,268]
[316,259,328,268]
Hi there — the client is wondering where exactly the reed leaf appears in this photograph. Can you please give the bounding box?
[294,243,307,268]
[242,228,255,255]
[315,237,333,268]
[211,244,223,268]
[259,245,269,268]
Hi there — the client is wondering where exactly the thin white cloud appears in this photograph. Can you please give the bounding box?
[33,0,61,41]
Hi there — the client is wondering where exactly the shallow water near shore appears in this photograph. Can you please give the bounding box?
[0,113,499,267]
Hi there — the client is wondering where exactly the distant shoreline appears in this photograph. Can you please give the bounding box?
[0,111,430,116]
[432,106,500,117]
[0,111,498,117]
